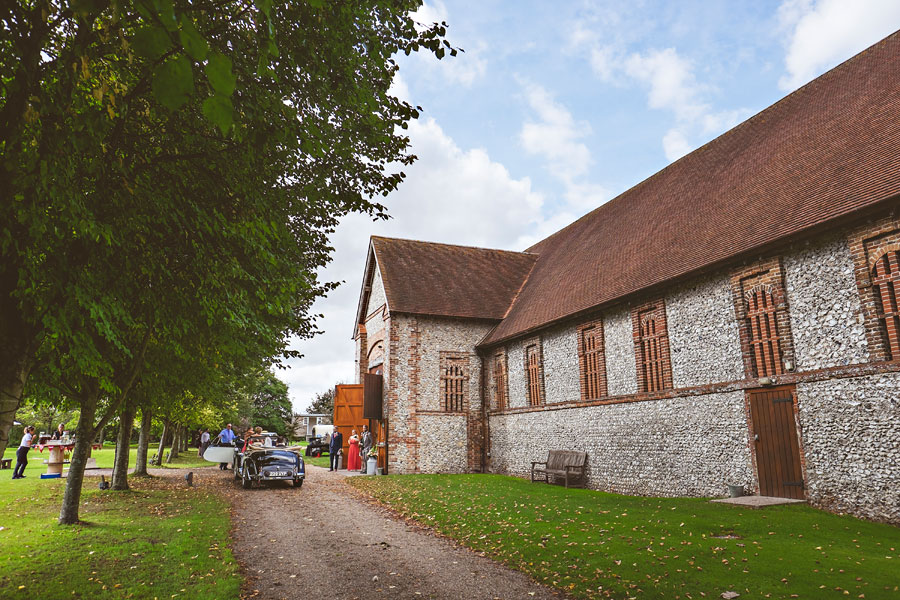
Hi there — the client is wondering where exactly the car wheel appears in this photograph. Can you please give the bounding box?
[241,469,252,489]
[293,478,303,489]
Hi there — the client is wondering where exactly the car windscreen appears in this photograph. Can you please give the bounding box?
[253,451,298,467]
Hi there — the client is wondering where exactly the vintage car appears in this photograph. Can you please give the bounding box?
[232,433,305,489]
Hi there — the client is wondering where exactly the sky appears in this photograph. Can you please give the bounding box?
[281,0,900,412]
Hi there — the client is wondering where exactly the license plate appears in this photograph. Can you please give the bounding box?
[268,471,288,477]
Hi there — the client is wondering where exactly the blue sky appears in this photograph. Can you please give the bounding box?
[282,0,900,411]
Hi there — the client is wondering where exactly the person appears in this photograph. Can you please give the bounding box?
[328,427,343,471]
[217,424,235,470]
[50,423,65,440]
[347,430,360,471]
[198,429,210,457]
[12,426,36,479]
[359,425,373,473]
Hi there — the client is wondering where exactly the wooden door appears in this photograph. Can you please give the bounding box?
[368,365,386,471]
[748,387,804,499]
[333,384,364,470]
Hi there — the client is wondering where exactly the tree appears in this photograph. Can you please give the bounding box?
[249,371,292,435]
[307,387,336,416]
[1,0,454,523]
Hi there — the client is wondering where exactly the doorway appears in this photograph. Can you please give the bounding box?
[747,386,805,499]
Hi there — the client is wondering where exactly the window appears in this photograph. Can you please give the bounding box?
[578,322,607,400]
[871,249,900,359]
[525,343,544,406]
[492,351,508,410]
[440,355,467,412]
[632,301,672,393]
[745,287,784,377]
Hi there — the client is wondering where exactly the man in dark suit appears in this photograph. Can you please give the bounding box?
[328,427,343,471]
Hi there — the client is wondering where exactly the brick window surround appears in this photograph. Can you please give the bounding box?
[523,337,545,406]
[492,350,508,411]
[730,258,795,379]
[631,300,673,393]
[577,319,608,400]
[848,214,900,362]
[439,352,468,412]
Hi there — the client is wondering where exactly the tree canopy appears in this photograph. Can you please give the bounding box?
[1,0,455,523]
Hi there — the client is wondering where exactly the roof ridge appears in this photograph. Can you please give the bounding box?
[372,235,537,256]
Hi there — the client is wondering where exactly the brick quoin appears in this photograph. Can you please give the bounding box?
[848,211,900,363]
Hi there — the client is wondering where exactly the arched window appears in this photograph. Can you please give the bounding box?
[579,323,606,400]
[639,314,666,392]
[492,351,508,410]
[871,250,900,360]
[745,287,783,377]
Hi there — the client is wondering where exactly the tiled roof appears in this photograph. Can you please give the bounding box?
[371,237,536,321]
[481,31,900,346]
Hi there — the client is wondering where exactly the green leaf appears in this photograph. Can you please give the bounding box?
[307,0,324,8]
[205,52,236,96]
[254,0,273,17]
[132,26,171,61]
[202,94,233,135]
[153,0,178,31]
[178,15,208,61]
[152,55,194,111]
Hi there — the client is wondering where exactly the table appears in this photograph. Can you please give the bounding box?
[34,442,103,475]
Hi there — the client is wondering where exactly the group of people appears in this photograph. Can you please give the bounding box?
[328,424,373,473]
[11,423,66,479]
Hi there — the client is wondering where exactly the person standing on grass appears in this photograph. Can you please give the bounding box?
[217,423,236,470]
[199,429,210,457]
[12,426,36,479]
[329,427,343,471]
[359,425,373,473]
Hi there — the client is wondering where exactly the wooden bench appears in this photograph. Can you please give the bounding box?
[531,450,587,488]
[0,458,11,469]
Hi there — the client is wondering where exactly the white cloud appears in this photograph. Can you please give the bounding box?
[518,83,610,209]
[284,116,546,410]
[624,48,708,122]
[409,1,488,87]
[778,0,900,90]
[662,129,692,162]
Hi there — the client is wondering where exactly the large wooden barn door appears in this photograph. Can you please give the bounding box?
[748,387,804,499]
[333,384,364,470]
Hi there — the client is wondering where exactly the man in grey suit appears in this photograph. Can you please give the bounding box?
[359,425,373,473]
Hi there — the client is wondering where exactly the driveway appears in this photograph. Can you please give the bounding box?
[230,464,568,600]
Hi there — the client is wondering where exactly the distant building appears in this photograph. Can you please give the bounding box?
[294,413,330,440]
[352,32,900,524]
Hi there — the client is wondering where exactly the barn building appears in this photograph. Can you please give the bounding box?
[351,32,900,523]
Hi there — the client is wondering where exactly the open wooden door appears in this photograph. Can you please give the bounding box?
[333,384,364,470]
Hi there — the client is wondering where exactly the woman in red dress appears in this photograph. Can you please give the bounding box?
[347,430,361,471]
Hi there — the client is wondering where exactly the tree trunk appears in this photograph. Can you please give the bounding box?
[111,401,136,490]
[134,408,151,476]
[59,381,99,525]
[167,424,179,463]
[0,359,28,462]
[155,419,169,466]
[183,426,190,452]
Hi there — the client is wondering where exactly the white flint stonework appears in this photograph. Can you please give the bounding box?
[604,307,637,395]
[667,275,743,387]
[389,314,414,473]
[784,236,869,370]
[418,415,468,473]
[416,317,492,412]
[367,263,387,316]
[489,391,753,497]
[798,374,900,523]
[541,325,580,404]
[507,340,527,408]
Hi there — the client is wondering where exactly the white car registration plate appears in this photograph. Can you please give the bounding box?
[268,471,288,477]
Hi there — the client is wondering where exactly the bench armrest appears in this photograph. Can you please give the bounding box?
[532,461,547,468]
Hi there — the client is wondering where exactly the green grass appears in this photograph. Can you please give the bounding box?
[0,458,240,599]
[350,474,900,600]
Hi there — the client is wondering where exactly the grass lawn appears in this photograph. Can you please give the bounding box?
[350,474,900,600]
[0,455,240,599]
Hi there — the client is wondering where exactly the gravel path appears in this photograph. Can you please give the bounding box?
[230,464,569,600]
